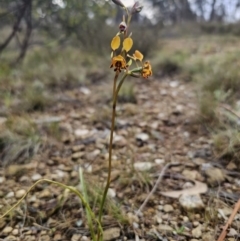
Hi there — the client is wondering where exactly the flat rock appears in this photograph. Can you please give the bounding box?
[134,162,152,171]
[2,226,13,235]
[227,228,238,237]
[205,167,225,185]
[182,169,198,180]
[154,159,165,164]
[72,152,84,160]
[135,133,149,142]
[107,188,116,198]
[0,176,5,184]
[113,135,127,147]
[71,234,82,241]
[157,224,173,233]
[15,189,26,199]
[74,129,90,138]
[192,225,202,238]
[6,191,14,198]
[179,194,204,210]
[163,204,174,213]
[103,227,120,241]
[31,173,42,181]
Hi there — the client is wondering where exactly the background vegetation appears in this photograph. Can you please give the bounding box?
[1,0,240,180]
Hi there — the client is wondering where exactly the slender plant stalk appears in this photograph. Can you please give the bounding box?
[97,73,128,240]
[113,72,119,100]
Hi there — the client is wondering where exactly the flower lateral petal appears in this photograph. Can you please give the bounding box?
[133,50,144,61]
[111,36,121,50]
[127,59,132,66]
[123,37,133,52]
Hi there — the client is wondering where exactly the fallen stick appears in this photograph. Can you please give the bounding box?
[136,162,179,216]
[216,198,240,241]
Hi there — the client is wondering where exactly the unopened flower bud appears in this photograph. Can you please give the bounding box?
[131,1,143,14]
[119,21,127,32]
[112,0,125,8]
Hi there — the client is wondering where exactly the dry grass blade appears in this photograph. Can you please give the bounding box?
[136,163,179,215]
[216,198,240,241]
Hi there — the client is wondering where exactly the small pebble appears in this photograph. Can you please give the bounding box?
[31,173,42,181]
[81,236,89,241]
[2,226,13,235]
[154,159,165,164]
[193,221,199,227]
[134,162,152,171]
[6,191,14,199]
[15,189,26,199]
[107,188,116,198]
[157,205,163,211]
[135,133,149,142]
[12,229,19,236]
[0,176,5,184]
[192,225,202,238]
[71,234,82,241]
[228,228,238,237]
[163,204,174,213]
[132,222,139,229]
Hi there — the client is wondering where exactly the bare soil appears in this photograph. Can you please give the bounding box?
[0,77,240,241]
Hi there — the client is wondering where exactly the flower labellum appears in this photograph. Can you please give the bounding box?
[112,0,125,8]
[131,1,143,14]
[110,55,127,72]
[119,21,127,32]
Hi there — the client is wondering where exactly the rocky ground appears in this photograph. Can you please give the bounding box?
[0,76,240,241]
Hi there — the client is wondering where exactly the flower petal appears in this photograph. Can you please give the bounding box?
[134,50,144,61]
[111,36,121,50]
[123,37,133,52]
[127,59,132,66]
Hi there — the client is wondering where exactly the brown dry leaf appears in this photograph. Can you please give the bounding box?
[160,180,208,198]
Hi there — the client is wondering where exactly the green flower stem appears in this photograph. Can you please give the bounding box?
[113,72,119,101]
[115,73,128,96]
[97,73,128,239]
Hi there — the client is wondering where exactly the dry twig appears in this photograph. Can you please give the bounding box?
[216,198,240,241]
[136,162,179,215]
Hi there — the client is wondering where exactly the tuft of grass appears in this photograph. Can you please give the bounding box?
[0,116,41,166]
[21,84,53,112]
[197,91,218,124]
[106,200,129,225]
[212,129,240,161]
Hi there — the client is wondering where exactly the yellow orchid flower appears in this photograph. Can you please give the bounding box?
[142,61,152,78]
[110,55,127,72]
